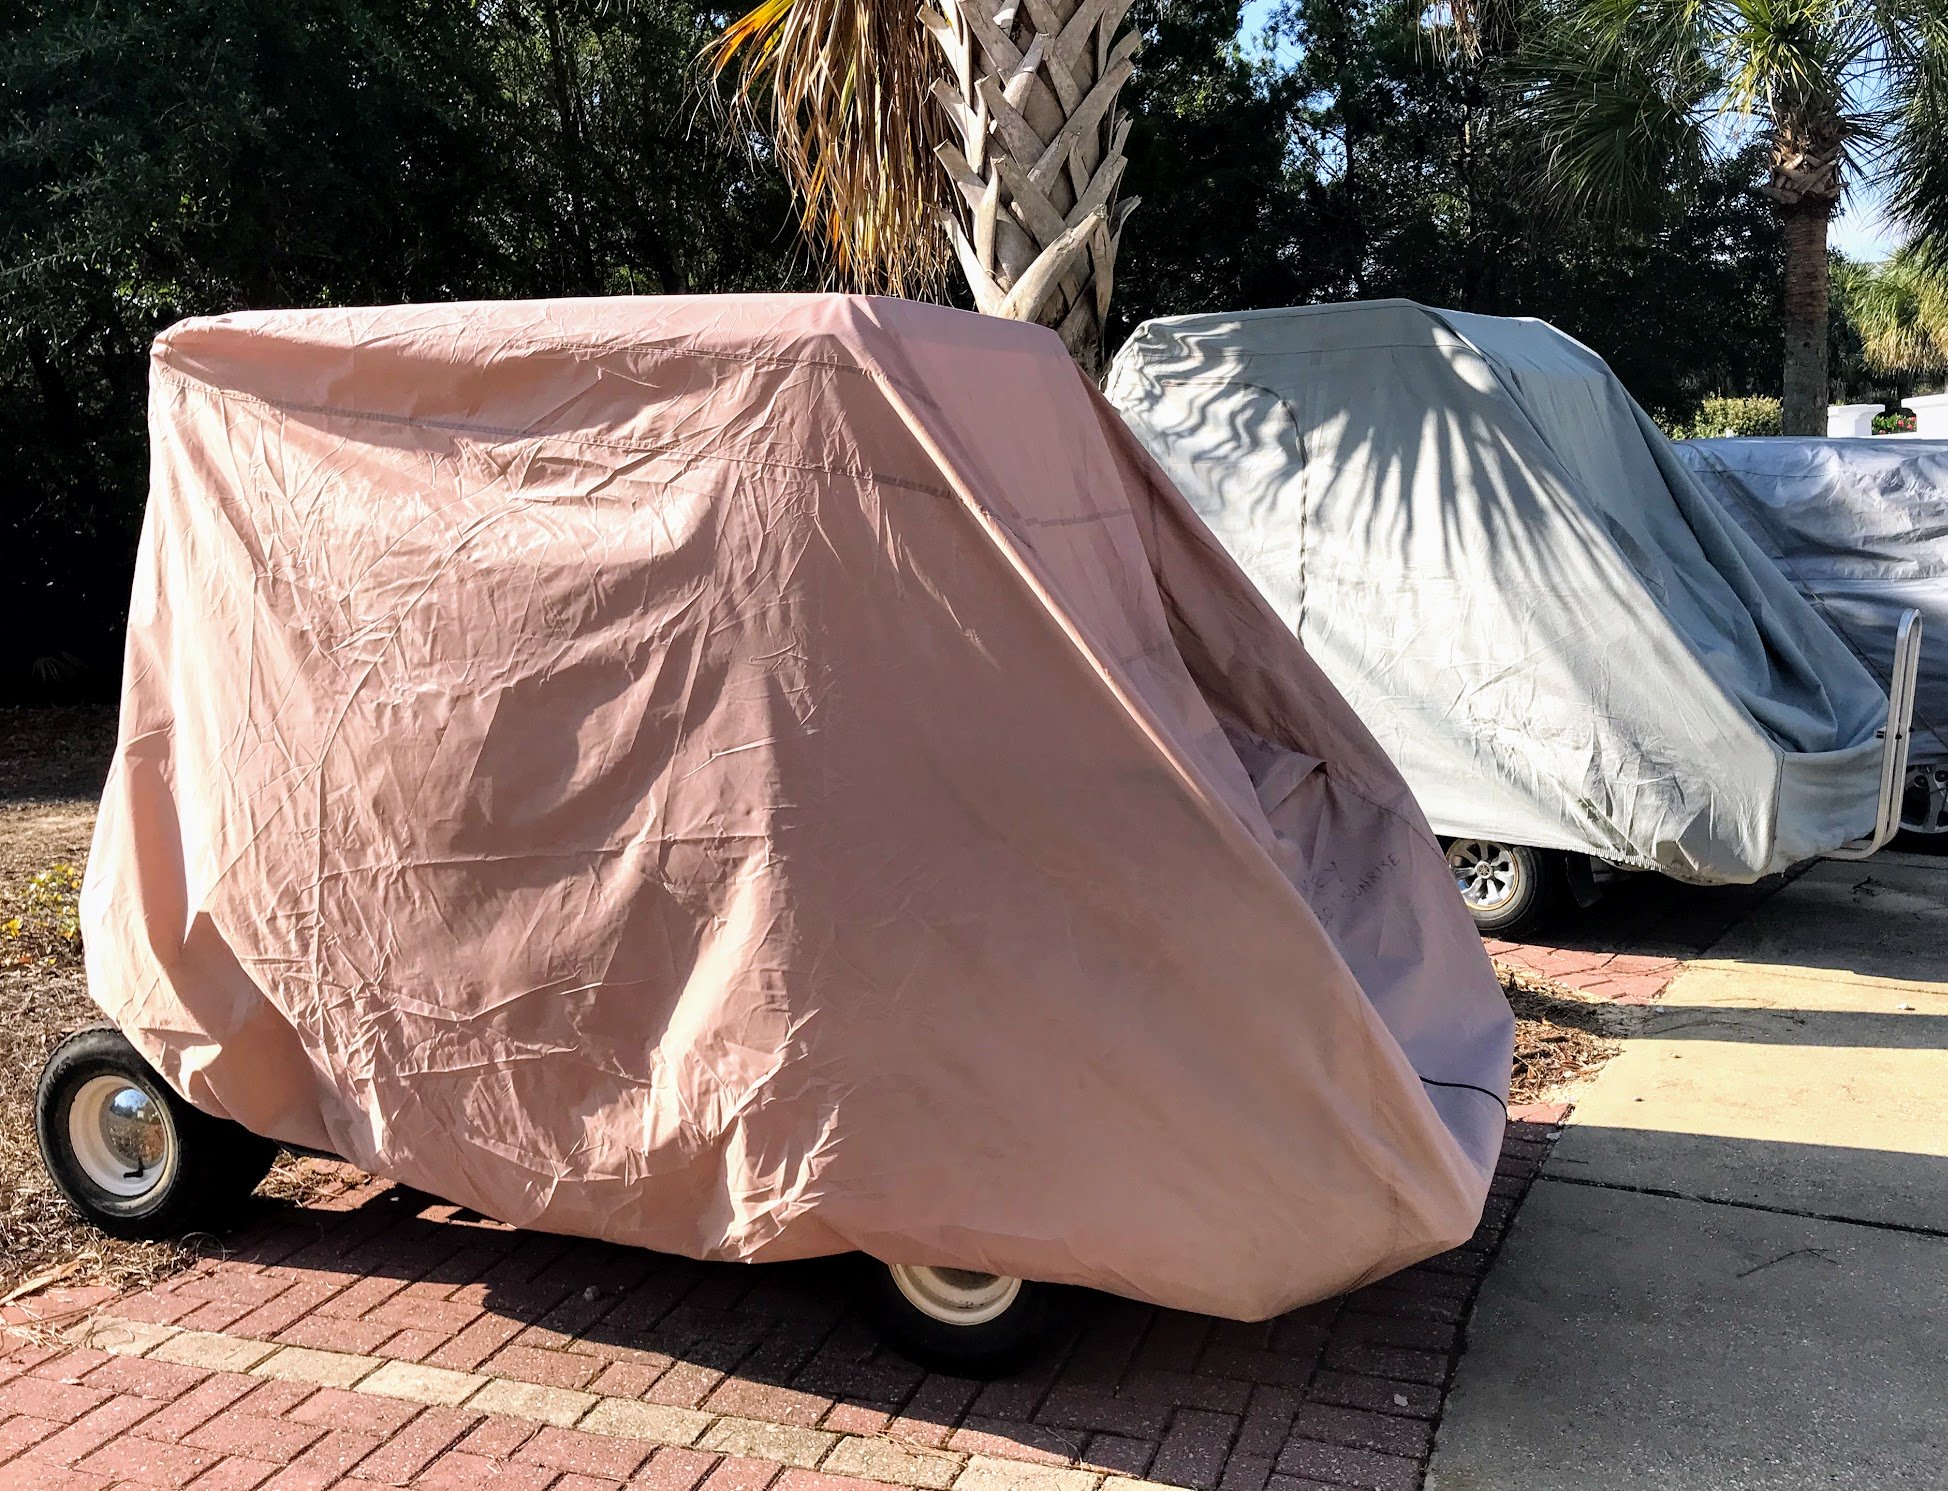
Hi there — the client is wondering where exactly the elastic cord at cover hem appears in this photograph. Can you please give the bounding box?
[1418,1075,1509,1115]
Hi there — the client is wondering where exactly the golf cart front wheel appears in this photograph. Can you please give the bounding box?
[860,1262,1051,1375]
[1445,839,1565,936]
[35,1027,278,1240]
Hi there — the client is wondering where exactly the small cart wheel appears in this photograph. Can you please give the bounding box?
[1444,839,1566,937]
[860,1262,1052,1375]
[35,1028,277,1240]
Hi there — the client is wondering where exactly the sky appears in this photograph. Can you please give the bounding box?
[1831,191,1899,263]
[1232,0,1904,263]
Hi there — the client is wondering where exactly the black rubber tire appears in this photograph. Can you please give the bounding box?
[35,1027,278,1241]
[857,1261,1055,1376]
[1445,840,1568,938]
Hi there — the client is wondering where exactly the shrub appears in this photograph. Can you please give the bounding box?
[1875,409,1917,434]
[1686,395,1783,438]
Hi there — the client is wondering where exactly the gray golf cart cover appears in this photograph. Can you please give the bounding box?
[1105,300,1890,882]
[1675,437,1947,769]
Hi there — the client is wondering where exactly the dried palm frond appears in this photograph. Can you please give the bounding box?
[1429,0,1526,60]
[708,0,950,296]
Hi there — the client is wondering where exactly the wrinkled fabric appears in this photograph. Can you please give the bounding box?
[1105,300,1890,882]
[83,294,1511,1320]
[1677,437,1948,769]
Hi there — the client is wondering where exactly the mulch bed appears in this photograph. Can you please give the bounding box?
[1500,962,1622,1105]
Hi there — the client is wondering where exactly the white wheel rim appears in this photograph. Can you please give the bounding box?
[1448,840,1522,913]
[888,1265,1022,1327]
[67,1074,175,1201]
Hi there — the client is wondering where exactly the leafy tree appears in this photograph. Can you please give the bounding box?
[1504,0,1948,433]
[0,0,812,700]
[1109,0,1318,336]
[485,0,810,296]
[1274,0,1786,420]
[1,0,516,698]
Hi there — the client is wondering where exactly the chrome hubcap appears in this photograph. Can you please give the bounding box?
[1447,840,1522,913]
[887,1265,1022,1326]
[68,1074,174,1200]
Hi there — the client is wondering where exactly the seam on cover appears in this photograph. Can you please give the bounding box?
[1026,508,1134,529]
[151,370,957,501]
[1135,340,1472,375]
[162,329,936,396]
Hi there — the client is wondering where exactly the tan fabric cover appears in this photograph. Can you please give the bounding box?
[83,295,1511,1319]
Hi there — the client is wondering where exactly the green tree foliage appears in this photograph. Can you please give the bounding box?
[3,0,516,696]
[1834,246,1948,379]
[1276,0,1786,418]
[0,0,811,699]
[1110,0,1316,335]
[485,0,812,295]
[1497,0,1948,433]
[1,0,1815,700]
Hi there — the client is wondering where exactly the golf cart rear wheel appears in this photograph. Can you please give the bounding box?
[35,1027,277,1240]
[1445,840,1565,936]
[861,1262,1051,1375]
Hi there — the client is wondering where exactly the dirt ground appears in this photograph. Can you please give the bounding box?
[0,706,1610,1297]
[0,706,181,1294]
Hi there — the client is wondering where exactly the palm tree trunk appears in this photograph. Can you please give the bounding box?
[1780,201,1833,435]
[924,0,1140,378]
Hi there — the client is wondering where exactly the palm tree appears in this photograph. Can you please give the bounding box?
[1505,0,1948,434]
[709,0,1139,374]
[1836,245,1948,378]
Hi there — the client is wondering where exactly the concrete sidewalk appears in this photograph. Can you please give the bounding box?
[1427,855,1948,1490]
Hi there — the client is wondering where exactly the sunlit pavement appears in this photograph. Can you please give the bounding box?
[1430,854,1948,1490]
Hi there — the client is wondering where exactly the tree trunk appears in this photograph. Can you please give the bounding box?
[1780,201,1833,435]
[923,0,1139,378]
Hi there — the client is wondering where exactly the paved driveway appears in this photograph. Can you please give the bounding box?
[0,1112,1556,1491]
[1430,853,1948,1490]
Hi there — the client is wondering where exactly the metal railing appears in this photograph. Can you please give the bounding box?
[1830,608,1925,860]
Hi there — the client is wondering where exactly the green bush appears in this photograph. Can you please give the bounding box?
[1679,396,1783,438]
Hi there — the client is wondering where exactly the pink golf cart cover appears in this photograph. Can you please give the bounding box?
[84,295,1511,1318]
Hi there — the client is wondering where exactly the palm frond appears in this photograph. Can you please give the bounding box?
[1835,245,1948,373]
[707,0,948,295]
[1721,0,1865,118]
[1876,0,1948,263]
[1506,1,1721,224]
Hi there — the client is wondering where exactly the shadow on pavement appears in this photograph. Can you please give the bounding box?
[1518,869,1796,963]
[1435,1125,1948,1491]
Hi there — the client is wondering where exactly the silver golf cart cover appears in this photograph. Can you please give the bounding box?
[1105,300,1891,882]
[1677,436,1948,831]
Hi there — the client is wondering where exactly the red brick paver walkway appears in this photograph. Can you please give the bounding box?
[1486,864,1795,1003]
[0,1115,1567,1491]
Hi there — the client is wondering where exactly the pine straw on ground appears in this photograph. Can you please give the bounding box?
[0,707,1626,1298]
[1499,960,1624,1105]
[0,707,354,1297]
